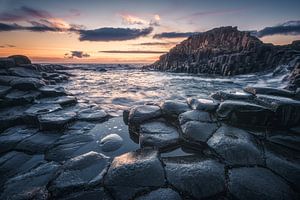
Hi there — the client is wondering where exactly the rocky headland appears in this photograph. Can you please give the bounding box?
[145,27,300,85]
[0,50,299,199]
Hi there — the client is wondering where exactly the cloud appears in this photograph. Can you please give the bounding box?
[0,44,16,48]
[150,14,161,27]
[0,6,154,42]
[78,27,153,41]
[0,22,66,32]
[0,21,153,41]
[120,13,160,27]
[121,14,147,25]
[153,31,199,39]
[149,20,160,27]
[99,50,166,54]
[256,20,300,38]
[64,51,90,59]
[0,6,52,22]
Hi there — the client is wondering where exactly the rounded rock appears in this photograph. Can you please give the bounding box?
[100,134,123,152]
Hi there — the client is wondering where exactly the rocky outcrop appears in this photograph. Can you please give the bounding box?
[145,26,300,76]
[286,57,300,90]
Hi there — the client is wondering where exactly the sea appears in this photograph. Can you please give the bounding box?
[60,63,290,116]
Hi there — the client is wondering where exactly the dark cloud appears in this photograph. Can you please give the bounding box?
[65,51,90,59]
[0,22,65,32]
[78,27,153,41]
[256,20,300,38]
[21,6,52,19]
[0,44,16,48]
[0,22,153,42]
[0,6,52,22]
[7,44,16,47]
[99,50,166,54]
[153,31,199,39]
[136,42,176,46]
[0,23,21,31]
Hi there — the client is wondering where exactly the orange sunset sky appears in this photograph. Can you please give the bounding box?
[0,0,300,63]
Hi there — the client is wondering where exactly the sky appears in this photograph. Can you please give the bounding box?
[0,0,299,63]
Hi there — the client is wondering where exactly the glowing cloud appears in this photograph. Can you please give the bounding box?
[121,14,147,25]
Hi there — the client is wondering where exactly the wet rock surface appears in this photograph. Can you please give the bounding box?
[228,167,298,200]
[139,120,180,149]
[49,151,110,196]
[104,149,165,200]
[164,157,225,199]
[0,55,299,199]
[125,85,300,199]
[135,188,182,200]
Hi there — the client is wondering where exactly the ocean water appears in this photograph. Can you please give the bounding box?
[61,63,290,116]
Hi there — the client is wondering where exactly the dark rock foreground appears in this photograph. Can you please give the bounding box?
[0,55,299,200]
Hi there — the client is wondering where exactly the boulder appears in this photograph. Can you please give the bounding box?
[10,77,45,90]
[265,142,300,190]
[139,121,180,150]
[187,97,219,111]
[45,132,95,162]
[244,86,295,98]
[15,132,61,153]
[24,103,62,121]
[78,107,108,122]
[0,58,15,68]
[178,110,217,125]
[0,75,19,85]
[39,85,67,97]
[0,126,38,153]
[5,89,40,105]
[0,151,45,186]
[8,55,31,65]
[0,105,28,130]
[228,167,297,200]
[286,58,300,90]
[56,188,112,200]
[38,96,77,107]
[160,100,190,118]
[49,151,110,196]
[207,125,264,166]
[135,188,182,200]
[256,94,300,127]
[266,130,300,151]
[0,162,60,200]
[38,110,77,130]
[216,100,274,127]
[100,134,123,152]
[104,149,165,200]
[163,157,225,199]
[128,105,162,125]
[8,67,41,78]
[181,121,218,144]
[211,91,255,101]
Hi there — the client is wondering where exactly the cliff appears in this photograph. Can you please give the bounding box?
[145,26,300,76]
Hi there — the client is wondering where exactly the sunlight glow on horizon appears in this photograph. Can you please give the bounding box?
[0,0,299,63]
